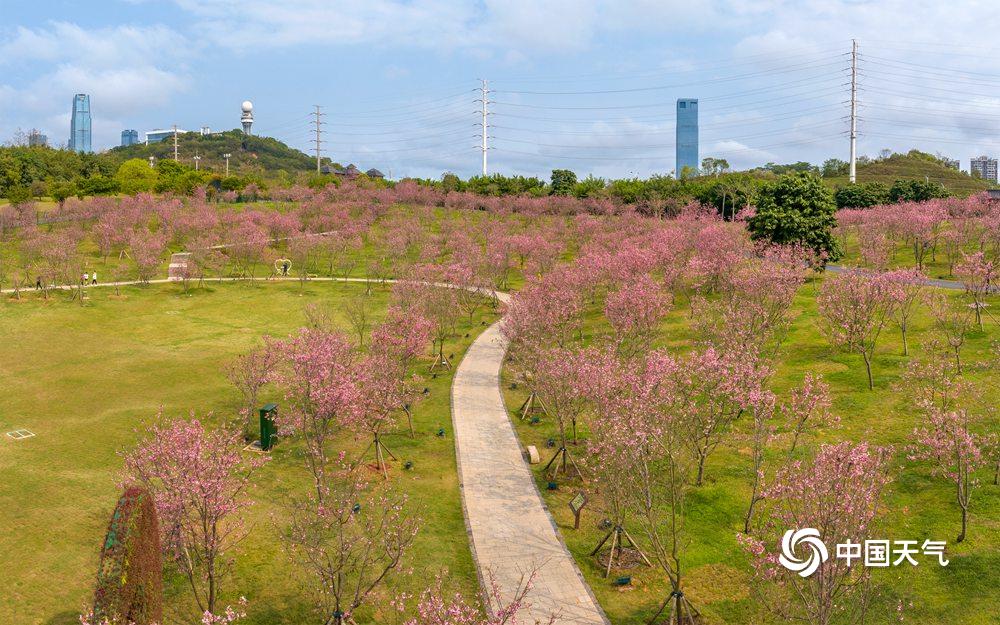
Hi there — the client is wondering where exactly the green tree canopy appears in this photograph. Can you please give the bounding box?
[700,157,730,176]
[550,169,577,195]
[888,179,949,203]
[747,171,841,263]
[115,158,159,195]
[834,181,889,208]
[821,158,849,178]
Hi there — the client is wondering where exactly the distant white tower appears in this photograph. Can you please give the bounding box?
[240,100,254,136]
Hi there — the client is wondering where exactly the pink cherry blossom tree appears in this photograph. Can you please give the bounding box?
[285,460,418,625]
[885,269,926,356]
[353,353,408,478]
[742,391,776,534]
[532,347,588,479]
[740,442,892,625]
[287,232,323,289]
[693,249,806,358]
[604,275,671,359]
[343,294,373,348]
[817,269,897,390]
[619,349,700,623]
[405,569,554,625]
[129,228,167,285]
[223,344,278,427]
[909,408,983,542]
[857,224,894,270]
[122,416,265,618]
[370,307,433,437]
[272,328,360,500]
[226,218,269,282]
[577,347,654,575]
[898,338,970,413]
[954,251,997,331]
[925,292,975,374]
[671,347,772,486]
[783,373,836,453]
[394,266,463,370]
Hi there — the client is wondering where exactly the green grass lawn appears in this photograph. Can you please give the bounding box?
[504,278,1000,625]
[0,280,497,625]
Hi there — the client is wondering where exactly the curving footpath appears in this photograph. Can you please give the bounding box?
[4,275,609,622]
[452,293,608,625]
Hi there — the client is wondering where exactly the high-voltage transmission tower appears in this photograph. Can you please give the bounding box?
[172,124,179,161]
[849,39,858,184]
[475,79,493,176]
[312,105,326,174]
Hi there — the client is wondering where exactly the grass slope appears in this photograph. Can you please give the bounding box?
[825,153,993,196]
[0,280,496,625]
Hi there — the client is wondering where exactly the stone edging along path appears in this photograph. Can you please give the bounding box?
[3,275,609,624]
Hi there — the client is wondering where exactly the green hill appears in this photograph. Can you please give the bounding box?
[110,129,320,175]
[825,151,991,196]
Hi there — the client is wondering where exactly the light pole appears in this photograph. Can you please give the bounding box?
[193,154,201,171]
[148,155,156,168]
[223,153,231,176]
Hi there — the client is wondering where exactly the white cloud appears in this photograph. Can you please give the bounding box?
[157,0,727,55]
[0,22,186,68]
[0,21,191,148]
[707,139,777,169]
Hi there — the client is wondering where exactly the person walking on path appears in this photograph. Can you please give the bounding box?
[91,272,97,285]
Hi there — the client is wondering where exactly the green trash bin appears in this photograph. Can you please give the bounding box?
[259,403,278,451]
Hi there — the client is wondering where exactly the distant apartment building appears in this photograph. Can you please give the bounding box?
[28,129,48,147]
[676,98,699,177]
[68,93,92,153]
[121,129,139,147]
[942,157,959,170]
[971,155,998,182]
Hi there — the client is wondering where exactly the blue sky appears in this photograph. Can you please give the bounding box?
[1,1,999,179]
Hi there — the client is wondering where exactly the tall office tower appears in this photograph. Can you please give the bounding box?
[971,155,998,183]
[69,94,92,153]
[121,129,139,147]
[676,98,699,177]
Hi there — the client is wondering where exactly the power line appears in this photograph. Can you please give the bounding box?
[493,58,849,96]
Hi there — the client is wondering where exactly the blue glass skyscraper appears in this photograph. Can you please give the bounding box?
[121,129,139,147]
[69,94,92,153]
[676,98,698,177]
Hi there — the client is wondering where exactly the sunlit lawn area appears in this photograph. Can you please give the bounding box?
[0,280,497,625]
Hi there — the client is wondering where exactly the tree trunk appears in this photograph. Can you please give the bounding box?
[744,494,757,534]
[957,504,967,543]
[862,351,874,390]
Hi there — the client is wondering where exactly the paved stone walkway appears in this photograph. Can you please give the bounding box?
[451,298,609,625]
[827,264,967,290]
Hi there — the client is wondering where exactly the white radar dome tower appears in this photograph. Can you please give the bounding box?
[240,100,254,136]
